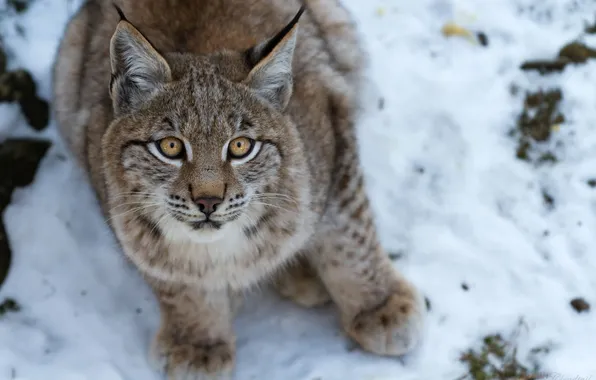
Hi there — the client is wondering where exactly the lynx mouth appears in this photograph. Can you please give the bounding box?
[189,220,223,230]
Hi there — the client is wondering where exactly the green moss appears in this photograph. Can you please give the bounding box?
[520,90,563,142]
[458,325,551,380]
[513,89,564,165]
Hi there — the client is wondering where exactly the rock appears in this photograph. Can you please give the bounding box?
[558,42,596,63]
[0,45,6,75]
[19,94,49,130]
[0,70,50,130]
[570,298,590,313]
[0,138,51,289]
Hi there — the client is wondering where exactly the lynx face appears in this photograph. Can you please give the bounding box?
[112,74,297,242]
[103,11,307,243]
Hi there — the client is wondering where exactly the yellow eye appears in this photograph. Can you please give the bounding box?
[157,137,184,159]
[228,137,254,159]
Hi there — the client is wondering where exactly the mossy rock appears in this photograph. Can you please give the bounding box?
[0,138,51,289]
[0,69,49,130]
[558,42,596,63]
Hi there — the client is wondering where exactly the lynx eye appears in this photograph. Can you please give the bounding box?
[228,137,254,159]
[157,137,185,159]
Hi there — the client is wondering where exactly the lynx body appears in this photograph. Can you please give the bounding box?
[53,1,424,378]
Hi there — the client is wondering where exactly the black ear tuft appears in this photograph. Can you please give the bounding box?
[246,6,305,66]
[112,3,128,22]
[243,7,305,110]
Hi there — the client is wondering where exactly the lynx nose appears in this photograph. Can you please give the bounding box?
[194,197,222,216]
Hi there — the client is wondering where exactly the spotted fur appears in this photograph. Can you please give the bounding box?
[53,0,424,378]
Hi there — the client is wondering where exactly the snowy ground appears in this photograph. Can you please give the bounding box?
[1,0,596,379]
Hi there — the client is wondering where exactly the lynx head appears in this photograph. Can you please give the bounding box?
[102,7,310,243]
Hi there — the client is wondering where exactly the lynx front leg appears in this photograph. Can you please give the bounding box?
[149,283,235,380]
[309,173,424,356]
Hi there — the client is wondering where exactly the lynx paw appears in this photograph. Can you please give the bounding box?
[344,290,424,356]
[150,332,234,380]
[273,259,331,308]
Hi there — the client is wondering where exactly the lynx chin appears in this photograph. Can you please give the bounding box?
[53,0,425,378]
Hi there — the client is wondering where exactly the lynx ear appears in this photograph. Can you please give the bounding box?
[244,7,305,110]
[109,6,171,115]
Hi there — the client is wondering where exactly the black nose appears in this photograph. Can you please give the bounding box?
[194,197,222,216]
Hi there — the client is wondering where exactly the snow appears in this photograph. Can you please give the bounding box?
[1,0,596,379]
[0,103,20,141]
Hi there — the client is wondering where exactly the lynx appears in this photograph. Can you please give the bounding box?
[53,0,424,378]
